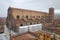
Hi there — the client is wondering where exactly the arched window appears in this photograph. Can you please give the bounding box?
[17,15,20,19]
[20,24,23,26]
[30,22,32,25]
[33,16,35,18]
[37,22,39,24]
[26,16,28,19]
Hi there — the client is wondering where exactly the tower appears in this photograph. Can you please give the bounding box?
[49,7,54,22]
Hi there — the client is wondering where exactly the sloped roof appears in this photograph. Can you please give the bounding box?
[9,7,48,14]
[11,33,38,40]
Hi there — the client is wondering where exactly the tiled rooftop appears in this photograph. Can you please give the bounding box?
[11,33,38,40]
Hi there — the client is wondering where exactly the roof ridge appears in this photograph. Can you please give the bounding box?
[8,7,48,13]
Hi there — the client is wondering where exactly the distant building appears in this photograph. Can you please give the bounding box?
[0,18,6,34]
[0,25,4,33]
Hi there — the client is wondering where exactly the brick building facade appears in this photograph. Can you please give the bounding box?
[6,7,54,32]
[6,7,60,40]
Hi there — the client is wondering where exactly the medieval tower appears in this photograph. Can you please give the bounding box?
[49,7,54,22]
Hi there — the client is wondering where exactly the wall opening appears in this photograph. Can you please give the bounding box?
[26,16,28,19]
[20,24,23,26]
[17,15,20,19]
[37,22,39,24]
[30,22,32,25]
[33,16,35,18]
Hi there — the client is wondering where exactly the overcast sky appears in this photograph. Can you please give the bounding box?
[0,0,60,17]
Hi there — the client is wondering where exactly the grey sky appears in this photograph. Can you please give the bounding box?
[0,0,60,17]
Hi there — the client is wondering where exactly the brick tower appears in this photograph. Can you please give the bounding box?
[49,7,54,22]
